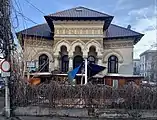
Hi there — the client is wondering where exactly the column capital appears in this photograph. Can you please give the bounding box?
[54,54,59,58]
[83,55,88,59]
[68,55,73,59]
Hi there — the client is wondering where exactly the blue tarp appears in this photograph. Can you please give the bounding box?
[68,61,106,81]
[87,63,106,78]
[68,65,81,81]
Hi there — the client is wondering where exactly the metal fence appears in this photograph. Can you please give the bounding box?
[10,80,157,110]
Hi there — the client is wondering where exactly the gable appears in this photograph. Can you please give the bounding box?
[47,6,112,18]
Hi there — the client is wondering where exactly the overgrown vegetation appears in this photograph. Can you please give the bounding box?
[11,80,157,110]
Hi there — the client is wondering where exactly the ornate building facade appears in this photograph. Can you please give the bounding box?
[18,6,143,75]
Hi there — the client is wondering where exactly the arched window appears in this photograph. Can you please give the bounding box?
[73,55,83,69]
[61,55,69,72]
[60,45,69,73]
[39,54,49,72]
[108,55,118,73]
[88,46,97,64]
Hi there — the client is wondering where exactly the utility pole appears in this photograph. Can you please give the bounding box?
[0,0,12,118]
[155,0,157,82]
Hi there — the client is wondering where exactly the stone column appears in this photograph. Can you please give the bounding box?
[97,52,103,65]
[83,52,88,60]
[54,55,59,70]
[69,55,73,71]
[97,58,102,65]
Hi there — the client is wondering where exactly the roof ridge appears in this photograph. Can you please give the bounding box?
[111,24,144,35]
[139,50,157,56]
[47,6,112,17]
[49,7,75,16]
[77,6,112,16]
[111,24,144,34]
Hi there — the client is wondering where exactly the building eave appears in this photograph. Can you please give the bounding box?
[104,34,144,45]
[44,15,113,30]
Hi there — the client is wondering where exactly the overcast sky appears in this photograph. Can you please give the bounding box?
[12,0,156,59]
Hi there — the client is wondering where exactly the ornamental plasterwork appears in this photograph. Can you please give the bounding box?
[53,20,104,24]
[53,39,103,57]
[104,41,133,49]
[25,39,53,47]
[103,50,124,63]
[33,49,54,61]
[54,38,103,46]
[55,28,103,35]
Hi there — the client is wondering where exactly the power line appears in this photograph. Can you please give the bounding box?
[24,0,45,15]
[12,6,38,25]
[22,0,83,37]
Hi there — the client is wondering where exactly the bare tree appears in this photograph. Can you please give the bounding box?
[150,53,157,82]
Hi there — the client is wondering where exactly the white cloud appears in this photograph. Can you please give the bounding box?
[133,16,156,59]
[112,0,131,12]
[117,5,157,59]
[132,17,156,32]
[128,5,155,17]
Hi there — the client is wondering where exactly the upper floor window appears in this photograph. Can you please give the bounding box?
[61,55,69,73]
[73,55,83,69]
[108,55,118,73]
[39,54,49,72]
[60,45,69,73]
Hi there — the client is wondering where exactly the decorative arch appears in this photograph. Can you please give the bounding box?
[36,50,53,62]
[108,55,118,73]
[53,39,70,55]
[86,39,102,55]
[103,50,123,63]
[60,45,69,73]
[38,54,49,72]
[70,39,85,55]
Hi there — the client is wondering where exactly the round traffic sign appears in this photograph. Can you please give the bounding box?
[1,60,10,72]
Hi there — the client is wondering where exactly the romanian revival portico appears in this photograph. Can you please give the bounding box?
[18,6,144,75]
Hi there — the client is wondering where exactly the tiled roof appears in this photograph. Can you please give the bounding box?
[106,24,142,38]
[47,6,111,18]
[140,50,157,56]
[17,23,52,38]
[18,23,143,40]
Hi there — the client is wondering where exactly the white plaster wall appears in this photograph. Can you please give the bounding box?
[102,47,133,75]
[24,45,54,72]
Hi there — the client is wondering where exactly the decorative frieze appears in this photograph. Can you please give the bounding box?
[53,20,104,24]
[104,41,133,49]
[55,28,103,35]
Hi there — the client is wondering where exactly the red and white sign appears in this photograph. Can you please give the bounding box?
[1,60,10,72]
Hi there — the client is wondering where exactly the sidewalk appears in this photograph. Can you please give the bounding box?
[0,116,98,120]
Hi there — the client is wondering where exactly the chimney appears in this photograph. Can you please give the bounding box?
[127,25,131,29]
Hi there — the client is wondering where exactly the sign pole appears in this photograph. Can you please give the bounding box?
[4,77,10,118]
[0,60,11,117]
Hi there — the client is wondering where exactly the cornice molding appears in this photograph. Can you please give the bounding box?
[53,20,104,24]
[104,41,133,49]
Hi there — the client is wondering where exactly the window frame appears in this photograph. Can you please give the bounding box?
[61,55,69,73]
[108,55,118,73]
